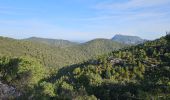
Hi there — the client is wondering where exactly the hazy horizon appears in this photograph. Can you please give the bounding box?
[0,0,170,41]
[0,33,161,43]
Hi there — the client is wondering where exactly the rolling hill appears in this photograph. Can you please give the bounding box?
[72,38,127,56]
[24,37,78,48]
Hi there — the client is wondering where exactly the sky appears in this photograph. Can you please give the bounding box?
[0,0,170,41]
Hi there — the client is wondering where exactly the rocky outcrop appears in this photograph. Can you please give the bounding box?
[0,81,21,100]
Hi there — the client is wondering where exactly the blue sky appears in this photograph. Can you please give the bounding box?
[0,0,170,41]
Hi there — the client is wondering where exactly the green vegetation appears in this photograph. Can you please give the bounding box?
[0,56,45,93]
[0,37,125,70]
[0,34,170,99]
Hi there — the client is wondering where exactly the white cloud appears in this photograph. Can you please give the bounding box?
[94,0,170,10]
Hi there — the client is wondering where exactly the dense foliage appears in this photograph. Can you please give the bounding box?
[35,35,169,99]
[0,34,169,99]
[0,56,46,94]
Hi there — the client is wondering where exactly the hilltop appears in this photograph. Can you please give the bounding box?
[24,37,78,48]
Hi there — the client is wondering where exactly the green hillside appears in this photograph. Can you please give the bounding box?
[0,37,125,69]
[71,38,127,56]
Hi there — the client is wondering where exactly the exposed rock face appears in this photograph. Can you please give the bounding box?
[108,57,124,66]
[110,58,123,65]
[0,81,21,99]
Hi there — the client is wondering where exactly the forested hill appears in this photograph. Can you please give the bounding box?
[73,38,126,55]
[24,37,78,48]
[0,36,126,69]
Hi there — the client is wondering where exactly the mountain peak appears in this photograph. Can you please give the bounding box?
[114,34,141,38]
[112,34,146,45]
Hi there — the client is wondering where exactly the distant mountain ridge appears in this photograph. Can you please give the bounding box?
[112,34,146,44]
[24,37,78,48]
[24,34,146,47]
